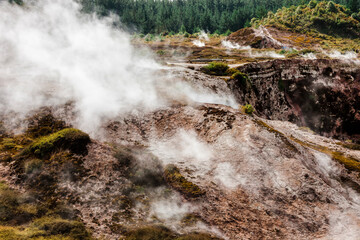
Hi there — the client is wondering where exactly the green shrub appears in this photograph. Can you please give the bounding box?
[203,62,229,76]
[352,12,360,21]
[308,0,318,9]
[164,164,205,198]
[327,1,337,13]
[242,104,255,115]
[223,29,232,36]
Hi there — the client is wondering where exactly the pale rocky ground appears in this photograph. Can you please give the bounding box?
[1,61,360,240]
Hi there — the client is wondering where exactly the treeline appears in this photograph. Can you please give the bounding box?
[8,0,360,34]
[8,0,357,34]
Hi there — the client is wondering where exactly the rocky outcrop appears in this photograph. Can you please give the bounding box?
[228,59,360,142]
[227,27,284,49]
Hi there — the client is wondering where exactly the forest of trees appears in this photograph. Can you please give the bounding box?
[80,0,360,34]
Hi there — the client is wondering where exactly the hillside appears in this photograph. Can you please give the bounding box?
[1,0,360,240]
[249,1,360,50]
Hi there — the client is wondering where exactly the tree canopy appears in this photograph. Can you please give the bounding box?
[79,0,359,34]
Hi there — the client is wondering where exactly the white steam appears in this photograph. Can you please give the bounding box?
[0,0,164,131]
[199,30,209,41]
[302,53,317,59]
[150,194,196,222]
[150,130,213,172]
[248,50,285,59]
[0,1,237,134]
[327,51,360,64]
[192,30,209,47]
[192,40,205,47]
[221,40,251,50]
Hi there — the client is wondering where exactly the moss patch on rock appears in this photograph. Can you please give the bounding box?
[122,225,221,240]
[21,128,90,159]
[202,62,229,76]
[31,217,91,240]
[254,119,360,174]
[123,225,176,240]
[0,182,38,225]
[164,164,205,198]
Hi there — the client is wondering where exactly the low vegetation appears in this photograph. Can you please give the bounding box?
[26,113,67,139]
[202,62,230,76]
[255,120,360,174]
[254,1,360,38]
[21,128,90,159]
[241,104,255,115]
[164,164,205,198]
[231,71,252,92]
[0,182,92,240]
[122,225,221,240]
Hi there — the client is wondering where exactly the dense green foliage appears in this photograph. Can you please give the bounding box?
[80,0,360,34]
[254,1,360,38]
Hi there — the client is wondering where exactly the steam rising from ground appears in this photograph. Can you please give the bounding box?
[192,40,205,47]
[327,51,360,64]
[192,30,209,47]
[0,1,231,134]
[221,40,251,50]
[248,50,285,59]
[0,0,163,132]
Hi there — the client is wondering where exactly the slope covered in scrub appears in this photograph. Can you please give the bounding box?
[253,1,360,39]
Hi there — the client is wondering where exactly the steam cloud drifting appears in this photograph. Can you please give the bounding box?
[0,0,166,131]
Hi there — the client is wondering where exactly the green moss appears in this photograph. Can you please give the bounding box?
[0,219,90,240]
[164,165,205,198]
[0,138,25,154]
[254,120,299,154]
[255,120,360,174]
[31,217,91,240]
[0,182,37,225]
[0,226,44,240]
[123,226,176,240]
[202,62,229,76]
[230,71,252,92]
[21,128,90,159]
[341,143,360,151]
[225,68,238,76]
[123,226,221,240]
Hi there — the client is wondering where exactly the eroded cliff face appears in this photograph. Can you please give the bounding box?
[227,59,360,142]
[1,103,360,240]
[1,60,360,240]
